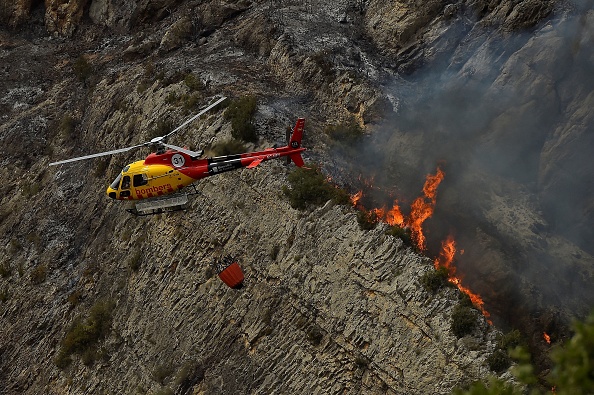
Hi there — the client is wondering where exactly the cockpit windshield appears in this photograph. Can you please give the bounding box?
[110,174,122,190]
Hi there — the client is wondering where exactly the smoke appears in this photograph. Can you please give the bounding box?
[336,4,594,335]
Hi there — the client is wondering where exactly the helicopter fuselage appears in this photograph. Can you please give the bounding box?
[106,144,305,201]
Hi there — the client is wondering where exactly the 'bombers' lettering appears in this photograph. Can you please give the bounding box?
[135,184,173,195]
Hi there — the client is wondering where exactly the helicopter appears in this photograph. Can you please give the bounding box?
[49,96,307,215]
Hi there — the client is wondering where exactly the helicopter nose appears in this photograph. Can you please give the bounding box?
[106,187,117,199]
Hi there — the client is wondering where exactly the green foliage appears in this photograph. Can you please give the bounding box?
[282,165,350,210]
[549,311,594,395]
[269,245,280,261]
[487,349,512,373]
[58,114,76,140]
[325,119,365,145]
[497,329,523,351]
[184,73,204,91]
[453,376,523,395]
[174,359,205,391]
[148,119,173,140]
[94,159,109,178]
[152,388,174,395]
[152,364,174,385]
[355,355,370,370]
[67,289,83,307]
[306,325,324,346]
[210,139,247,156]
[128,250,142,272]
[310,50,335,80]
[22,182,40,197]
[456,311,594,395]
[224,95,258,143]
[181,92,201,111]
[0,262,11,278]
[73,55,92,83]
[137,81,150,94]
[356,210,380,230]
[30,264,47,285]
[0,286,9,302]
[451,303,477,338]
[385,225,413,246]
[55,299,115,369]
[421,266,450,293]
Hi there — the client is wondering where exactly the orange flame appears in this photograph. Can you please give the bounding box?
[350,190,363,206]
[544,332,551,344]
[434,235,491,322]
[386,201,405,227]
[351,165,490,322]
[408,167,445,250]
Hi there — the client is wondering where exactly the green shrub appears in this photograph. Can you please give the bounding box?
[497,329,523,351]
[73,55,92,83]
[325,119,365,145]
[311,50,335,80]
[451,303,477,338]
[487,349,511,373]
[152,364,174,385]
[453,376,522,395]
[30,264,47,285]
[356,209,380,230]
[421,266,450,293]
[67,289,83,307]
[457,310,594,394]
[184,73,203,91]
[0,262,11,278]
[56,299,115,368]
[128,250,142,272]
[58,114,76,140]
[224,95,258,143]
[210,139,247,156]
[282,165,350,210]
[385,225,413,246]
[306,325,324,346]
[182,92,201,111]
[549,311,594,393]
[0,286,9,302]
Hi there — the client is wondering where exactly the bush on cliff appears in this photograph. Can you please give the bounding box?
[282,165,350,210]
[224,95,257,143]
[55,299,114,368]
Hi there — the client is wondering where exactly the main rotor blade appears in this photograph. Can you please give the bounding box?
[163,96,227,140]
[48,143,148,166]
[161,143,203,158]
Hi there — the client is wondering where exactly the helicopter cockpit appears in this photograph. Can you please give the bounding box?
[107,166,130,199]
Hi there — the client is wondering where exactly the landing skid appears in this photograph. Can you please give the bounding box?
[126,185,201,216]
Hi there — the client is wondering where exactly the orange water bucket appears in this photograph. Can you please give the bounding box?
[218,261,244,289]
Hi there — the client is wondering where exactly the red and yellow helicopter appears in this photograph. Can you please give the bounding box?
[49,97,306,215]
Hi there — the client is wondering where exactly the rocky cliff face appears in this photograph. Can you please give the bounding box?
[1,0,593,393]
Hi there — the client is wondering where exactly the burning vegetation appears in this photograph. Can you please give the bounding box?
[351,166,491,321]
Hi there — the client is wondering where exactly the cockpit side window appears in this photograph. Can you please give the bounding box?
[133,173,149,187]
[121,175,131,190]
[110,174,122,190]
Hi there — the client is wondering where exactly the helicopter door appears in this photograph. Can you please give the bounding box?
[120,175,131,198]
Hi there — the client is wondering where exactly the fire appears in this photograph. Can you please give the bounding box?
[434,235,456,273]
[408,167,445,250]
[351,167,443,246]
[350,190,363,206]
[434,235,491,321]
[351,165,490,322]
[543,332,551,344]
[385,201,405,227]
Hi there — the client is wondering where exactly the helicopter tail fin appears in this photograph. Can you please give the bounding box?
[290,152,305,167]
[289,118,305,148]
[286,118,305,167]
